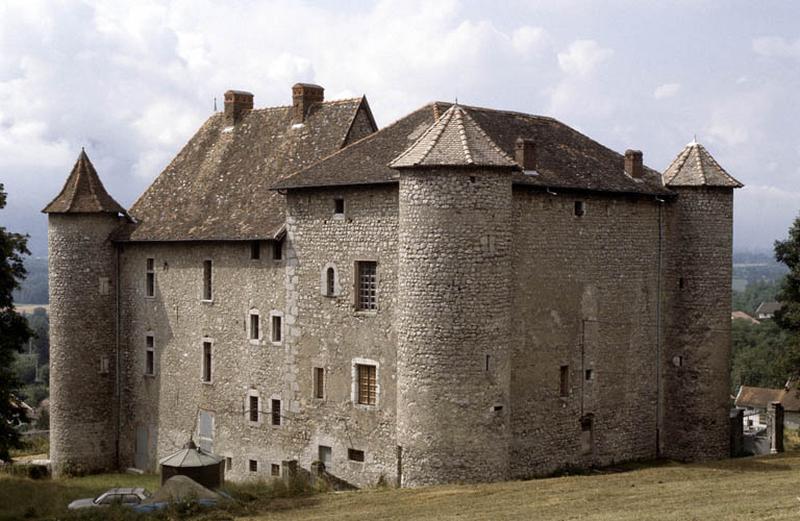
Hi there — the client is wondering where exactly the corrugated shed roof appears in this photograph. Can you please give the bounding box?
[43,150,126,214]
[663,141,743,188]
[120,97,371,241]
[275,102,672,196]
[390,104,517,169]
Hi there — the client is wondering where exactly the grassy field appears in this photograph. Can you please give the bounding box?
[243,453,800,521]
[0,472,159,521]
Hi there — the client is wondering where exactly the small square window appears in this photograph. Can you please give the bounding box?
[348,448,365,462]
[271,463,280,476]
[271,399,281,426]
[249,459,258,472]
[250,241,261,260]
[271,315,282,343]
[574,201,585,217]
[334,198,345,215]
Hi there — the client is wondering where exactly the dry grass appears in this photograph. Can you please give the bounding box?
[242,453,800,521]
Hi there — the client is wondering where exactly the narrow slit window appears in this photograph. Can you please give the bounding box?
[355,261,377,311]
[250,241,261,260]
[348,448,365,462]
[202,260,212,301]
[334,198,345,215]
[271,399,281,426]
[146,258,155,297]
[356,364,377,405]
[326,267,335,296]
[272,240,283,261]
[249,395,259,423]
[271,315,282,343]
[250,313,260,341]
[574,201,585,217]
[314,367,325,399]
[485,354,491,372]
[559,365,569,397]
[145,335,155,376]
[202,341,212,383]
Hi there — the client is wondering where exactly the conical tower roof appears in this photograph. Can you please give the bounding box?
[663,141,742,188]
[389,104,518,169]
[43,149,126,214]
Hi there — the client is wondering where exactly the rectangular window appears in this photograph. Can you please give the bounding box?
[355,261,377,311]
[272,240,283,261]
[585,369,593,381]
[334,198,345,215]
[202,260,212,301]
[145,335,155,376]
[202,341,212,383]
[99,276,110,296]
[348,448,365,462]
[318,445,332,468]
[99,355,110,374]
[249,459,258,472]
[356,364,377,405]
[271,399,281,426]
[314,367,325,399]
[574,201,585,217]
[580,415,594,455]
[250,241,261,260]
[146,258,155,297]
[271,463,281,476]
[249,395,259,423]
[271,315,282,343]
[560,365,569,397]
[226,457,232,471]
[250,313,260,341]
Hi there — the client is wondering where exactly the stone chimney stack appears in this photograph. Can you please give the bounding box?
[624,149,643,179]
[224,90,254,125]
[515,138,537,171]
[292,83,324,124]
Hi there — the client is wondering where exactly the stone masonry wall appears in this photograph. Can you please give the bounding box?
[509,190,664,477]
[662,187,733,461]
[49,213,121,476]
[397,169,512,486]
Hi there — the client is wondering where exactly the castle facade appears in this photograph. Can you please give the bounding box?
[45,84,741,486]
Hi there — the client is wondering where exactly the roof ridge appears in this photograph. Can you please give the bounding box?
[250,97,362,113]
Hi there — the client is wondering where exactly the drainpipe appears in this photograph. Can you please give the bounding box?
[655,197,665,456]
[115,242,122,469]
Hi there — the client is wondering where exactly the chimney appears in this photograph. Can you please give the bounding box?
[624,149,643,179]
[292,83,324,124]
[515,138,537,171]
[224,90,254,125]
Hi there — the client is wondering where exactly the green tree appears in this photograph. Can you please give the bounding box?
[0,184,32,461]
[773,214,800,378]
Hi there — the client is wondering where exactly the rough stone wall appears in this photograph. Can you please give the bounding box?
[397,169,512,486]
[509,190,663,477]
[662,187,733,461]
[48,213,121,476]
[343,106,375,146]
[284,185,399,486]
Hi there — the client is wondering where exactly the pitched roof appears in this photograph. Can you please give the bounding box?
[43,149,126,214]
[274,102,672,196]
[735,386,784,409]
[389,104,517,169]
[663,141,743,188]
[159,440,222,467]
[755,301,782,315]
[120,96,374,242]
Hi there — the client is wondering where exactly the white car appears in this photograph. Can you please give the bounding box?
[67,487,152,510]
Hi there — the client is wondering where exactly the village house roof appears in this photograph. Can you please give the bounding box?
[663,141,743,188]
[43,149,126,215]
[735,386,785,410]
[118,94,375,242]
[273,102,672,196]
[389,104,518,169]
[755,301,782,316]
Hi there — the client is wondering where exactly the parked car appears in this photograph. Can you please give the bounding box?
[67,488,152,510]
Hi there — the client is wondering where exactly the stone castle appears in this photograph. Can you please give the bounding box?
[45,83,741,486]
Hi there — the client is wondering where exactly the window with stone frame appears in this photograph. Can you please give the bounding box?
[313,367,325,399]
[270,312,282,344]
[202,260,212,301]
[356,364,377,406]
[348,448,365,462]
[145,258,155,297]
[249,459,258,472]
[249,311,260,342]
[326,267,335,296]
[248,394,260,423]
[271,399,281,426]
[271,463,281,476]
[145,334,155,376]
[355,261,377,311]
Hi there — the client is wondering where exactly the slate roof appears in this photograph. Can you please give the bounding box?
[390,104,517,169]
[274,102,672,196]
[120,96,374,242]
[43,149,126,214]
[663,141,743,188]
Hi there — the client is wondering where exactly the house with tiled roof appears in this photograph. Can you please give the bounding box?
[45,83,741,486]
[755,301,782,320]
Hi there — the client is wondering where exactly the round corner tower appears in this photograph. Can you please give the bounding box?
[390,105,516,486]
[661,141,742,461]
[43,150,126,476]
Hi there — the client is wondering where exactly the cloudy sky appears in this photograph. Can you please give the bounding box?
[1,0,798,256]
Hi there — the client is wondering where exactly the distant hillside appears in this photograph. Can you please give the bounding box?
[732,251,787,287]
[13,256,48,305]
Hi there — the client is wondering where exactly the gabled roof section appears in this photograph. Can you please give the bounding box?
[43,149,126,214]
[121,96,368,241]
[274,102,672,196]
[389,104,517,169]
[735,386,784,409]
[663,141,743,188]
